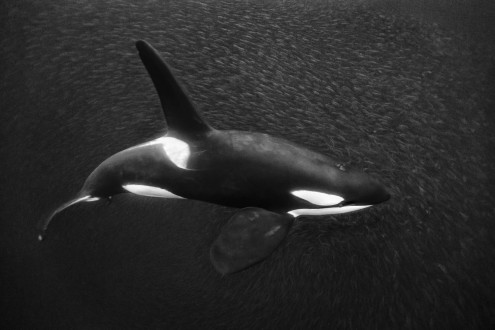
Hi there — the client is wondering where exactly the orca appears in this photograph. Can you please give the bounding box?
[38,40,390,274]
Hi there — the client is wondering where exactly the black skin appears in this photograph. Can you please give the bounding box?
[81,129,390,213]
[38,41,389,275]
[67,127,389,275]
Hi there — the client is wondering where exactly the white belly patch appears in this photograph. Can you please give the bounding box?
[291,190,344,206]
[288,204,372,217]
[122,184,184,199]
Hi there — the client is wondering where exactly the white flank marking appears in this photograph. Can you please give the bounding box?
[288,205,372,217]
[122,184,184,199]
[67,196,93,205]
[291,190,344,206]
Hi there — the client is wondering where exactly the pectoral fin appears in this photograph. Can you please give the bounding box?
[210,208,293,275]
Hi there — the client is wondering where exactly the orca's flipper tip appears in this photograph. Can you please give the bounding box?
[37,210,57,242]
[38,195,92,242]
[37,208,62,242]
[210,208,294,275]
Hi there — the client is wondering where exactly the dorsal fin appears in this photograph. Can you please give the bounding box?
[136,40,212,139]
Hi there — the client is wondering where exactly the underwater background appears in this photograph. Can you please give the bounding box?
[1,0,494,328]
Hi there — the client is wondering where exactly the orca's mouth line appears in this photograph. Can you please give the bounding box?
[287,204,372,217]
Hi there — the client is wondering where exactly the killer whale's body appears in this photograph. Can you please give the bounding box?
[39,40,390,274]
[87,129,386,213]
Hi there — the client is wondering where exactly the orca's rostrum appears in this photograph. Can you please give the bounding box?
[39,40,390,274]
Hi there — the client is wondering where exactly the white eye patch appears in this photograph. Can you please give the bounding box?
[122,184,184,199]
[288,204,372,217]
[291,190,344,206]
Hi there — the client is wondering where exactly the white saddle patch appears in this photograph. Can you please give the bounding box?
[134,136,190,169]
[291,190,344,206]
[288,204,372,217]
[159,137,190,169]
[122,184,184,199]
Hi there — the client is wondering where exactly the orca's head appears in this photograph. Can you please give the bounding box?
[340,170,391,204]
[288,169,390,217]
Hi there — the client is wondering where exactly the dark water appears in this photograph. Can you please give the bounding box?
[1,0,494,328]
